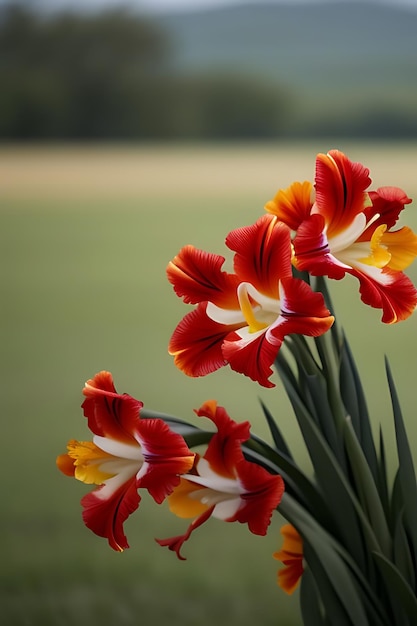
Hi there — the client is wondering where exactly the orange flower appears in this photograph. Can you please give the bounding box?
[273,524,304,594]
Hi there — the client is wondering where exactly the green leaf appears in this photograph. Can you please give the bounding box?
[244,437,333,529]
[385,358,417,566]
[300,568,326,626]
[280,494,373,626]
[377,427,391,525]
[303,544,354,626]
[393,510,416,589]
[343,418,392,557]
[373,551,417,623]
[258,398,293,459]
[275,356,380,570]
[312,275,341,351]
[281,494,391,626]
[303,372,342,460]
[339,335,378,482]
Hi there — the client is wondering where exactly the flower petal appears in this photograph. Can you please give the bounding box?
[230,458,284,535]
[315,150,372,238]
[195,400,251,477]
[293,214,348,279]
[81,475,140,552]
[156,506,214,560]
[222,328,281,388]
[273,524,304,594]
[167,245,240,308]
[226,215,293,299]
[265,180,313,231]
[56,452,76,477]
[168,303,242,378]
[381,227,417,272]
[353,267,417,323]
[136,418,195,504]
[164,475,210,519]
[365,186,412,233]
[276,277,334,337]
[82,371,143,445]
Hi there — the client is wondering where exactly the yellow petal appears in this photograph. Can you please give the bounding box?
[167,478,210,519]
[359,224,391,268]
[66,440,115,485]
[382,226,417,271]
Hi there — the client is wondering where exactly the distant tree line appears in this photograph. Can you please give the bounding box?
[1,3,416,141]
[0,4,290,140]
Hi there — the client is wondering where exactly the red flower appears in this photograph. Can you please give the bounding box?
[56,371,195,551]
[273,524,304,594]
[167,215,334,387]
[156,400,285,559]
[266,150,417,323]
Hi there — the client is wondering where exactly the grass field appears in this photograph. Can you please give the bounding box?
[2,141,417,626]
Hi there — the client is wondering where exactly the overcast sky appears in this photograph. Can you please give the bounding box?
[136,0,417,10]
[12,0,417,13]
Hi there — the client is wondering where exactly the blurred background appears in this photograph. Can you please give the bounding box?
[2,0,417,140]
[2,1,417,625]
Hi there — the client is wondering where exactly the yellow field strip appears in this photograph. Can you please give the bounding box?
[1,142,416,202]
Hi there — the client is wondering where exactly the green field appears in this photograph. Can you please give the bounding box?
[2,142,417,625]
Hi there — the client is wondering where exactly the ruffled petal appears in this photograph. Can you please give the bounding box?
[168,303,242,377]
[226,215,293,299]
[136,418,195,504]
[222,328,281,388]
[276,277,334,338]
[265,180,313,230]
[81,475,140,552]
[353,267,417,323]
[167,245,240,308]
[365,186,412,234]
[195,400,251,477]
[230,458,284,535]
[381,226,417,272]
[274,524,304,595]
[315,150,372,239]
[293,214,348,279]
[82,371,143,445]
[277,559,304,595]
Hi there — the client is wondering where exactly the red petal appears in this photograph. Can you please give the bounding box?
[169,303,242,377]
[277,277,334,336]
[81,476,140,551]
[82,371,143,444]
[293,214,347,279]
[195,401,251,477]
[222,330,280,388]
[226,215,293,299]
[315,150,371,239]
[136,418,195,503]
[353,268,417,323]
[167,245,240,308]
[156,506,214,560]
[362,186,413,239]
[231,461,285,535]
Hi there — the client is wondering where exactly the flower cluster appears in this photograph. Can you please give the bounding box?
[57,150,417,625]
[57,371,284,556]
[168,149,417,388]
